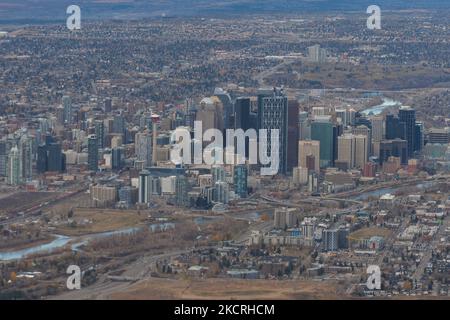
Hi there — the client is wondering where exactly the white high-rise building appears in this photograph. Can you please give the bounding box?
[312,107,326,117]
[62,95,72,124]
[214,181,229,204]
[211,165,226,183]
[335,109,348,126]
[301,217,317,239]
[308,45,327,63]
[161,176,177,195]
[38,118,50,134]
[7,146,20,185]
[348,109,356,126]
[292,166,309,186]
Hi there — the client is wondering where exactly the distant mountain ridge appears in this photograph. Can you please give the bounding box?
[1,0,449,24]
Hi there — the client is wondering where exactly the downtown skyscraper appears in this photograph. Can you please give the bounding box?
[37,139,65,174]
[311,120,336,168]
[0,140,9,177]
[399,106,417,158]
[135,131,152,167]
[88,134,99,171]
[62,95,72,125]
[257,87,288,175]
[18,134,33,182]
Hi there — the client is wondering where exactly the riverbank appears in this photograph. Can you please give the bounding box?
[0,221,178,261]
[0,235,55,253]
[52,207,150,236]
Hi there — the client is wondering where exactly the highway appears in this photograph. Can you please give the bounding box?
[259,194,364,213]
[50,245,218,300]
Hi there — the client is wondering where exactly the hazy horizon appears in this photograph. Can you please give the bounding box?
[1,0,450,25]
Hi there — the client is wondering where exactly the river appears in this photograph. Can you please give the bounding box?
[361,97,401,116]
[1,178,434,261]
[0,222,175,262]
[351,181,437,201]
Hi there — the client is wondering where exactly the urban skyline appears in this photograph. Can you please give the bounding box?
[0,2,449,303]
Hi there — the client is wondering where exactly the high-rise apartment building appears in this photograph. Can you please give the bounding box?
[308,45,327,63]
[212,165,226,184]
[214,181,229,204]
[274,207,297,229]
[175,175,190,207]
[7,146,20,185]
[233,164,248,198]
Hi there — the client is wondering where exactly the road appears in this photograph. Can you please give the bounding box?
[51,246,215,300]
[411,214,450,283]
[253,58,298,86]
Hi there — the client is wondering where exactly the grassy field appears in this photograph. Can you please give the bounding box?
[349,227,393,240]
[55,208,149,236]
[109,278,348,300]
[268,62,450,90]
